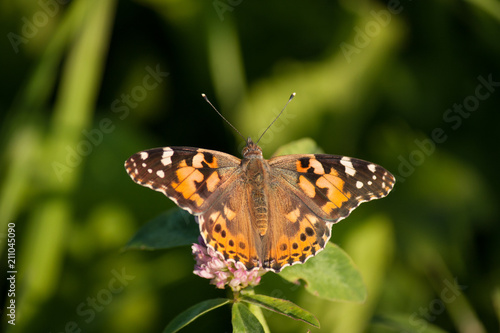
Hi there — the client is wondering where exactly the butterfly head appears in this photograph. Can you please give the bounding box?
[242,137,263,159]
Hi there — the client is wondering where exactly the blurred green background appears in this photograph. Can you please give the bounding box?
[1,0,499,332]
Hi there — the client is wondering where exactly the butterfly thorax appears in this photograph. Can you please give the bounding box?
[241,138,270,237]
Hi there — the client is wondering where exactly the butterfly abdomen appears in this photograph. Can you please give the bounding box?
[243,158,271,237]
[252,189,268,236]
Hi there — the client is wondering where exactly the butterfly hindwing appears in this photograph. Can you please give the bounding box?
[198,186,262,271]
[263,183,333,271]
[125,147,241,214]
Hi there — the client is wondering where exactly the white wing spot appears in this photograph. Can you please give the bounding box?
[356,181,364,189]
[192,153,206,168]
[367,163,377,173]
[161,148,174,166]
[156,170,165,178]
[140,152,149,160]
[372,175,377,180]
[340,157,356,176]
[147,169,153,173]
[142,163,147,167]
[182,204,193,214]
[309,159,325,174]
[367,180,373,186]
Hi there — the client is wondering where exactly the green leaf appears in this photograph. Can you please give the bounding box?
[232,302,265,333]
[372,314,448,333]
[124,208,199,251]
[279,243,367,303]
[163,298,231,333]
[241,294,320,328]
[271,137,324,157]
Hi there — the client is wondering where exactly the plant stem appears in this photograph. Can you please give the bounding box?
[240,288,270,333]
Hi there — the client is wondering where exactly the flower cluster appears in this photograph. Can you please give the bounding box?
[192,236,264,291]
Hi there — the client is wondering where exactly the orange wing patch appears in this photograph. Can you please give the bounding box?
[316,170,351,214]
[285,207,301,223]
[295,157,324,174]
[170,156,223,207]
[172,160,204,206]
[201,204,261,270]
[298,175,316,198]
[205,172,221,192]
[192,152,219,168]
[268,213,326,270]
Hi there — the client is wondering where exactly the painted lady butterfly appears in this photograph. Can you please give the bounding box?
[125,96,395,272]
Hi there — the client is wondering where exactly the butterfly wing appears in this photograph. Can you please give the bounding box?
[259,154,395,271]
[270,154,395,222]
[197,183,263,271]
[258,182,331,272]
[125,147,241,214]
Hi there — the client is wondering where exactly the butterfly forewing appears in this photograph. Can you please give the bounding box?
[125,147,241,214]
[269,154,395,223]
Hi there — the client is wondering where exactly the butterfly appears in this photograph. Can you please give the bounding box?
[124,94,395,272]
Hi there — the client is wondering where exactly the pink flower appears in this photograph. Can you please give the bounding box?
[192,236,265,291]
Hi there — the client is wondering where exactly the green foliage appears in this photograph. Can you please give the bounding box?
[231,302,265,333]
[163,298,231,333]
[279,243,367,303]
[271,137,324,157]
[161,293,321,333]
[240,294,320,328]
[1,0,499,332]
[125,209,198,251]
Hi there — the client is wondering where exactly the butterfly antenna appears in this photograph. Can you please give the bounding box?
[256,92,296,144]
[201,93,245,141]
